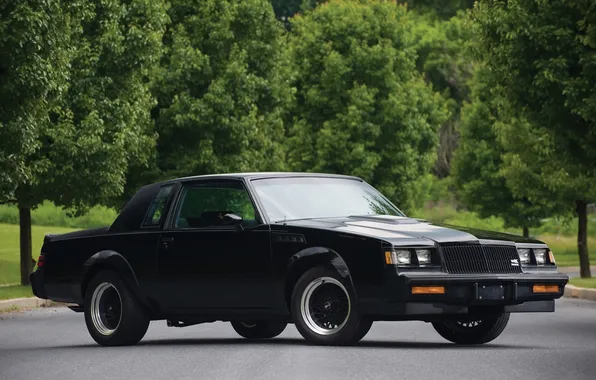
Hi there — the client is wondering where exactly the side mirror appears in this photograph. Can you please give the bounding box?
[223,213,244,231]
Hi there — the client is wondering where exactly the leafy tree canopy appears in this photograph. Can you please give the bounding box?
[410,10,475,177]
[472,0,596,276]
[405,0,474,19]
[452,66,557,232]
[0,0,71,202]
[287,0,447,211]
[153,0,293,181]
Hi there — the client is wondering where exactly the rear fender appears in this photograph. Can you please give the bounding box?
[80,251,153,311]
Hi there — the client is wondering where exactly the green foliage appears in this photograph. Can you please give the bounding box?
[0,0,72,201]
[452,66,554,229]
[3,0,169,212]
[153,0,292,181]
[0,202,117,229]
[409,11,475,177]
[472,0,596,276]
[287,0,447,212]
[270,0,324,19]
[471,0,596,206]
[405,0,474,19]
[36,0,169,212]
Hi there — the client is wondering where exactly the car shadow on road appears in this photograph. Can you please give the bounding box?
[48,337,539,350]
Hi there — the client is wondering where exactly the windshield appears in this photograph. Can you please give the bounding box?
[251,177,404,222]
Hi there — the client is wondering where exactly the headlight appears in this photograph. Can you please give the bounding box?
[415,249,431,265]
[534,249,547,265]
[395,250,411,264]
[517,248,531,264]
[384,249,411,265]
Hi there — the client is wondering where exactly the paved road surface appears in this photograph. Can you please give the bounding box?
[1,298,595,380]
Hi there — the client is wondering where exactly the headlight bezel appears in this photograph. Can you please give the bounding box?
[385,247,440,267]
[516,246,556,267]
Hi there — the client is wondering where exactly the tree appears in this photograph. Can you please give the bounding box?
[0,0,72,203]
[472,0,596,277]
[410,11,475,177]
[405,0,474,20]
[270,0,324,19]
[5,0,168,285]
[0,0,73,285]
[152,0,292,180]
[287,0,447,212]
[452,66,555,237]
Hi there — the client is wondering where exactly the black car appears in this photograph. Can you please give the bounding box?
[30,172,568,346]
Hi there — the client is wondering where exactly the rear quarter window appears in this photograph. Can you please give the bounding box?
[142,185,173,227]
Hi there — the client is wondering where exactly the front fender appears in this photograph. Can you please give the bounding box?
[287,246,356,297]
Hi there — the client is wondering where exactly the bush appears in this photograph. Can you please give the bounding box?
[0,201,117,229]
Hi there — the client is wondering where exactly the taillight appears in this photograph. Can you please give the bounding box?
[37,254,45,268]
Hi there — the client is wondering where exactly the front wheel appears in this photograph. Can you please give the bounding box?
[230,320,287,339]
[84,271,150,346]
[291,267,370,346]
[432,312,510,345]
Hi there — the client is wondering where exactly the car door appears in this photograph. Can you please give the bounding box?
[156,179,274,311]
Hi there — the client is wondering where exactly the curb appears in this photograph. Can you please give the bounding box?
[564,285,596,302]
[0,297,65,312]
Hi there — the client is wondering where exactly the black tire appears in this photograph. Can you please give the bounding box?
[432,313,510,345]
[84,271,150,346]
[230,320,287,339]
[291,266,368,346]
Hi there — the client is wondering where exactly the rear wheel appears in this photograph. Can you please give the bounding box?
[291,267,369,346]
[230,320,287,339]
[432,313,510,344]
[84,271,149,346]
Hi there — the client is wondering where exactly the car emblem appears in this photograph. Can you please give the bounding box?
[510,259,519,266]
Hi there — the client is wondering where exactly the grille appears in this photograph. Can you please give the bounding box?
[441,245,522,274]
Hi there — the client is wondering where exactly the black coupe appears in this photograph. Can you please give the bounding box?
[30,173,568,346]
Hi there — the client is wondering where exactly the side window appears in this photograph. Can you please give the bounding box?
[142,185,173,227]
[174,182,258,229]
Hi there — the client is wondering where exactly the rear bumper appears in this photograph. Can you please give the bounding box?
[29,269,47,299]
[360,271,568,318]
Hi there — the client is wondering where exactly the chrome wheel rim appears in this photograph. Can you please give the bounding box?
[300,277,351,336]
[91,282,122,336]
[446,319,483,332]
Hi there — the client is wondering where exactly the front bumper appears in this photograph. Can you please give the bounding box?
[360,271,568,318]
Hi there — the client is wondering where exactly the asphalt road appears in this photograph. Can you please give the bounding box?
[1,298,595,380]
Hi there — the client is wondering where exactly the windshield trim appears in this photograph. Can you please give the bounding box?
[250,176,406,222]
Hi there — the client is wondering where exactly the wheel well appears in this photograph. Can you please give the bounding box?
[284,256,336,309]
[81,263,118,299]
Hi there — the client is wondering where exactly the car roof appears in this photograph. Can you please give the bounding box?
[154,172,363,186]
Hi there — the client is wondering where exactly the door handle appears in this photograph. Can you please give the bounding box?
[162,237,175,243]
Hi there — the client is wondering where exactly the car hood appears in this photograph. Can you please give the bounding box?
[283,215,543,245]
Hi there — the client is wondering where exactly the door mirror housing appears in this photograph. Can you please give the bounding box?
[223,213,243,225]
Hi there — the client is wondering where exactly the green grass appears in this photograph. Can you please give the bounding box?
[0,285,34,300]
[0,201,117,229]
[569,277,596,288]
[0,224,77,284]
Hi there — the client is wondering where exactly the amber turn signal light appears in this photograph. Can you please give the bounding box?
[385,251,392,265]
[532,284,560,293]
[411,286,445,295]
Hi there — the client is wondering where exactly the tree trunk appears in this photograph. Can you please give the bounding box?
[19,206,32,286]
[522,226,529,238]
[576,200,591,278]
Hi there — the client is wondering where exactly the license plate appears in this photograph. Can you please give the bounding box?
[477,284,505,300]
